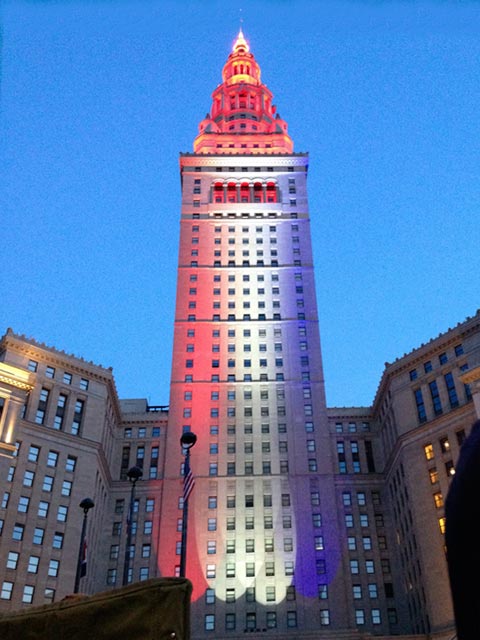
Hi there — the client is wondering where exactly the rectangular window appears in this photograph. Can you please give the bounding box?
[28,555,40,573]
[1,582,13,600]
[57,505,68,522]
[444,372,459,408]
[415,389,427,423]
[429,380,442,415]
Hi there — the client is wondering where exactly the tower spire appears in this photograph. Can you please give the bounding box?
[194,32,293,154]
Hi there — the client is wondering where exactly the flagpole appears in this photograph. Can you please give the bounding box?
[179,431,197,578]
[74,498,94,593]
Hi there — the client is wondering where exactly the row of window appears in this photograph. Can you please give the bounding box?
[124,426,161,439]
[409,344,464,380]
[0,522,64,549]
[188,511,325,534]
[186,388,288,401]
[188,259,302,269]
[205,491,320,510]
[27,360,89,390]
[1,493,69,522]
[33,388,85,435]
[14,442,77,471]
[202,607,391,632]
[2,522,62,546]
[106,566,150,585]
[6,467,72,495]
[414,372,471,423]
[5,551,61,575]
[1,581,55,604]
[200,459,320,475]
[184,166,299,173]
[335,421,371,433]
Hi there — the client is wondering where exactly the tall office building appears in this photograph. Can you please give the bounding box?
[1,29,480,640]
[157,30,367,636]
[159,26,339,629]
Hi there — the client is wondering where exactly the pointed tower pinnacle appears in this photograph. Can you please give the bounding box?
[233,28,249,53]
[194,31,293,154]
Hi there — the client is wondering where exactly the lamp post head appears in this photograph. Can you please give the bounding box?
[126,465,143,483]
[79,497,94,512]
[180,431,197,450]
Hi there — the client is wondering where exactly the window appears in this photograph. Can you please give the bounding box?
[28,445,40,462]
[440,436,450,453]
[52,531,63,549]
[208,518,217,531]
[372,609,381,624]
[107,569,117,585]
[6,551,19,569]
[61,480,72,497]
[429,380,443,415]
[313,513,322,528]
[48,559,59,577]
[57,505,68,522]
[365,560,375,574]
[18,495,30,513]
[22,469,34,487]
[35,388,50,424]
[12,523,25,541]
[424,443,434,460]
[207,540,216,555]
[445,372,459,408]
[32,525,45,544]
[415,389,427,423]
[65,455,76,472]
[355,609,365,625]
[38,501,49,518]
[315,535,324,550]
[28,555,40,573]
[1,582,13,600]
[287,611,297,628]
[320,609,330,625]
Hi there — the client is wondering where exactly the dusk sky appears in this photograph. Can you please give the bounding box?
[2,0,479,408]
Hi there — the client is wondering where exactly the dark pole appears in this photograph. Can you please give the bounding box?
[179,431,197,578]
[73,498,94,593]
[122,465,143,586]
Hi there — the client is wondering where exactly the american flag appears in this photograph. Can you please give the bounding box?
[183,467,195,502]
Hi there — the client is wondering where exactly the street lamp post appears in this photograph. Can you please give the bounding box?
[122,465,143,586]
[179,431,197,578]
[73,497,94,593]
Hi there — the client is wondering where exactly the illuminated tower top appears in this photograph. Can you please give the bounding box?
[194,30,294,154]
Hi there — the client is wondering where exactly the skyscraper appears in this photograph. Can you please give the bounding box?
[157,30,346,635]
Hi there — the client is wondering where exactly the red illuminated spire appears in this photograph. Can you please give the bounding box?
[194,30,293,154]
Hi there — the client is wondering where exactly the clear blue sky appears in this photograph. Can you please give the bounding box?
[2,0,479,407]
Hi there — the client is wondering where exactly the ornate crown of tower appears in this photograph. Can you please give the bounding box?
[193,30,293,154]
